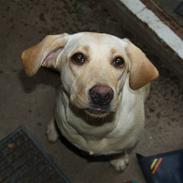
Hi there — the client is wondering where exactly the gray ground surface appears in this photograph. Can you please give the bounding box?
[0,0,183,182]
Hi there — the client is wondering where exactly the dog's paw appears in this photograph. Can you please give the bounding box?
[110,154,129,172]
[46,119,58,143]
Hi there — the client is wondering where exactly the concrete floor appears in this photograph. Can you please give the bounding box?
[0,0,183,182]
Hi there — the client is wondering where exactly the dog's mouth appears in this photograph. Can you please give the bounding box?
[85,107,110,118]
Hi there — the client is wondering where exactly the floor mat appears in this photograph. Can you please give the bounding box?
[0,128,70,183]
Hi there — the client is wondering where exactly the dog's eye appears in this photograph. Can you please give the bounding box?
[71,52,86,65]
[112,56,125,68]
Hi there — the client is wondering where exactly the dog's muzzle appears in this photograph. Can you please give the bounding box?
[86,84,114,117]
[89,84,114,107]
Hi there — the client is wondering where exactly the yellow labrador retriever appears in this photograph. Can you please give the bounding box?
[21,32,159,171]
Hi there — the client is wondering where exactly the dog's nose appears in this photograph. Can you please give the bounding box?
[89,85,114,107]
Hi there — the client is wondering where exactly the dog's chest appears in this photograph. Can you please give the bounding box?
[55,99,144,155]
[55,82,147,155]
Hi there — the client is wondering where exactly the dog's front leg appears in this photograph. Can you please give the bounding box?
[46,117,59,143]
[110,152,129,171]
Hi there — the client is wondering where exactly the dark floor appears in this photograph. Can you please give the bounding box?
[153,0,183,27]
[0,0,183,183]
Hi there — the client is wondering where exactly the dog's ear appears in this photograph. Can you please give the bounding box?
[21,33,69,76]
[125,39,159,90]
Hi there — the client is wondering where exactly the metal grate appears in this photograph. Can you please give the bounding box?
[0,128,70,183]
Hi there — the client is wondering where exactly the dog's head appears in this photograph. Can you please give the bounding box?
[21,32,158,118]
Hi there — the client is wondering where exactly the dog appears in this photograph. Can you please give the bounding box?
[21,32,159,171]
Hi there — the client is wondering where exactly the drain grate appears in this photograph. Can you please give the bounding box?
[0,128,70,183]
